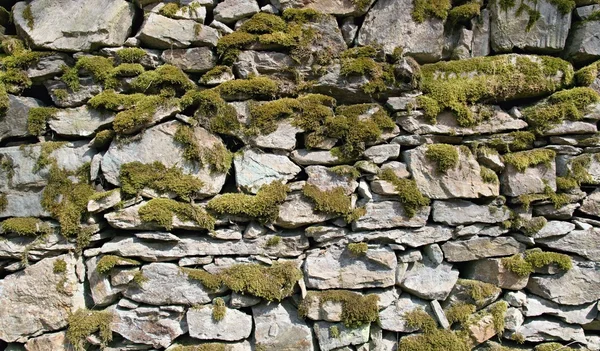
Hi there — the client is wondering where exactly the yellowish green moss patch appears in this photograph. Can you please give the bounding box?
[212,297,226,321]
[116,48,147,63]
[425,144,459,173]
[503,149,555,172]
[379,169,430,218]
[502,249,572,276]
[298,290,379,328]
[53,258,67,273]
[95,255,140,275]
[138,198,215,231]
[348,242,368,255]
[66,309,113,351]
[0,217,51,236]
[302,184,365,223]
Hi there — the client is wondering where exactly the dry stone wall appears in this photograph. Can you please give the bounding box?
[0,0,600,350]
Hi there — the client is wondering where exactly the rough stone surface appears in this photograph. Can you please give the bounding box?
[563,20,600,64]
[432,200,510,226]
[111,306,187,348]
[187,305,252,341]
[517,318,587,343]
[276,192,336,228]
[49,106,115,137]
[214,0,260,23]
[527,262,600,305]
[441,237,525,262]
[138,13,219,49]
[234,148,301,194]
[465,258,530,290]
[252,301,314,351]
[161,47,217,73]
[378,293,431,332]
[501,158,557,196]
[0,95,43,142]
[352,201,430,230]
[314,321,370,351]
[399,261,459,300]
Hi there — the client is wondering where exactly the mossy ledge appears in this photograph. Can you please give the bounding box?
[298,290,379,328]
[502,249,573,276]
[503,149,556,173]
[0,217,51,236]
[378,169,430,217]
[302,184,365,223]
[138,198,216,231]
[95,255,140,275]
[66,309,113,351]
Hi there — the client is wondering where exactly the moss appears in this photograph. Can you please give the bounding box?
[348,242,368,256]
[66,309,113,351]
[534,343,577,351]
[298,290,379,328]
[546,0,576,14]
[329,325,340,338]
[420,55,573,127]
[207,181,289,223]
[27,107,57,136]
[340,57,396,96]
[119,161,204,201]
[116,48,147,63]
[239,12,287,34]
[113,94,177,135]
[480,166,499,184]
[488,131,536,152]
[265,236,281,247]
[1,217,51,236]
[459,279,499,306]
[216,31,257,62]
[489,301,508,334]
[575,61,599,86]
[91,130,115,149]
[503,149,555,172]
[511,332,525,344]
[0,193,7,212]
[0,83,8,115]
[1,41,48,70]
[216,76,279,100]
[95,255,140,275]
[181,89,240,135]
[518,216,547,235]
[341,46,380,59]
[330,165,361,179]
[412,0,452,22]
[448,1,481,24]
[132,270,148,286]
[112,63,144,77]
[212,297,226,321]
[73,56,119,89]
[159,2,180,17]
[131,64,194,93]
[0,68,32,94]
[171,345,227,351]
[519,183,569,211]
[88,90,145,111]
[565,153,594,185]
[52,258,67,274]
[138,198,215,231]
[502,249,572,276]
[446,303,476,325]
[59,65,81,91]
[174,125,233,173]
[425,144,459,173]
[200,66,232,84]
[302,184,365,223]
[379,169,430,218]
[23,4,34,30]
[53,88,69,101]
[556,176,579,191]
[281,8,322,23]
[185,261,302,301]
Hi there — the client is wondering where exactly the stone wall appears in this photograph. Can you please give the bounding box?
[0,0,599,350]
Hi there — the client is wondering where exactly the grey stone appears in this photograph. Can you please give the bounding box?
[111,306,187,348]
[13,0,135,52]
[252,301,314,351]
[145,1,206,22]
[523,294,598,325]
[533,220,575,239]
[490,0,571,53]
[534,202,579,220]
[544,120,598,136]
[161,47,216,73]
[230,292,261,308]
[304,245,397,289]
[501,155,556,197]
[245,120,302,151]
[24,331,69,351]
[272,0,374,16]
[27,53,73,82]
[576,4,600,19]
[352,201,430,230]
[234,148,301,194]
[123,263,212,305]
[505,291,528,307]
[138,13,219,49]
[538,228,600,261]
[516,318,587,344]
[211,228,243,240]
[86,256,122,306]
[527,262,600,305]
[377,293,432,332]
[45,77,103,108]
[234,50,299,79]
[276,192,336,229]
[405,144,499,199]
[357,0,444,62]
[348,225,453,248]
[0,95,43,142]
[443,278,502,309]
[314,321,370,351]
[471,9,491,57]
[0,230,74,261]
[430,300,450,329]
[442,237,525,262]
[290,149,343,165]
[341,17,358,45]
[88,190,122,213]
[400,261,459,300]
[305,165,359,195]
[214,0,259,23]
[0,254,84,342]
[424,243,444,265]
[100,232,308,260]
[101,120,227,197]
[0,190,49,218]
[464,258,529,290]
[49,106,115,137]
[305,225,348,243]
[563,20,600,64]
[187,305,252,341]
[581,189,600,217]
[432,200,510,226]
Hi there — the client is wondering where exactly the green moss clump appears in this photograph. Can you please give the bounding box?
[281,8,322,22]
[22,5,34,29]
[1,39,48,70]
[138,198,215,231]
[480,166,499,184]
[265,236,281,247]
[341,45,380,59]
[503,149,555,172]
[400,308,470,351]
[379,169,430,218]
[564,154,595,186]
[132,270,148,286]
[72,56,119,89]
[425,144,459,173]
[181,89,240,135]
[330,165,361,179]
[419,55,573,127]
[119,161,204,201]
[298,290,379,328]
[91,130,115,149]
[0,193,6,212]
[0,84,9,115]
[95,255,140,275]
[112,63,144,77]
[534,343,577,351]
[329,325,340,338]
[27,107,57,136]
[206,181,289,223]
[524,87,600,134]
[216,76,279,100]
[445,303,476,325]
[340,57,396,95]
[200,66,232,84]
[458,279,499,306]
[53,258,67,273]
[347,242,368,255]
[488,131,536,152]
[412,0,452,22]
[174,125,233,173]
[1,217,51,236]
[575,61,599,86]
[556,176,579,191]
[53,88,68,101]
[88,90,146,111]
[502,249,572,276]
[60,65,80,91]
[518,183,569,211]
[66,309,113,351]
[185,261,302,301]
[239,12,287,33]
[448,1,481,24]
[212,297,226,321]
[116,48,147,63]
[0,68,32,94]
[546,0,576,14]
[171,345,227,351]
[489,301,508,334]
[302,184,365,223]
[131,64,195,93]
[112,94,177,135]
[216,31,257,63]
[159,2,181,17]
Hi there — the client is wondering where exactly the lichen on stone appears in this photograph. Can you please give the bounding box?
[95,255,140,275]
[378,168,430,217]
[298,290,379,328]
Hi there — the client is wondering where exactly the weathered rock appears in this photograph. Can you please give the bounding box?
[100,232,309,260]
[305,165,359,195]
[533,220,575,239]
[27,53,73,83]
[290,149,344,165]
[187,305,252,341]
[123,263,212,305]
[105,201,212,231]
[348,225,453,248]
[398,108,528,136]
[0,95,44,142]
[272,0,374,16]
[443,279,502,309]
[276,192,336,228]
[49,106,115,137]
[523,294,598,325]
[145,1,207,22]
[244,120,302,151]
[404,144,499,199]
[378,293,431,332]
[472,9,491,57]
[351,201,430,230]
[304,245,397,289]
[45,78,103,108]
[86,256,122,306]
[581,189,600,216]
[534,203,579,220]
[234,148,301,194]
[504,307,524,331]
[364,144,400,164]
[13,0,135,52]
[24,331,69,351]
[0,254,84,342]
[252,301,314,351]
[88,190,122,213]
[501,156,556,197]
[357,0,444,62]
[314,321,370,351]
[400,261,459,300]
[432,200,510,226]
[563,20,600,64]
[341,17,358,45]
[464,258,529,290]
[137,13,219,49]
[442,237,525,262]
[527,262,600,305]
[111,305,187,348]
[537,228,600,261]
[214,0,259,23]
[544,120,598,136]
[490,0,571,53]
[234,50,300,79]
[0,230,74,261]
[0,190,48,218]
[101,120,227,196]
[516,318,587,343]
[161,47,216,73]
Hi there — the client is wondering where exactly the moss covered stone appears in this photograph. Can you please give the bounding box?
[0,217,51,236]
[200,66,232,84]
[66,309,113,351]
[425,144,459,173]
[88,90,145,111]
[95,255,140,275]
[171,345,227,351]
[503,149,555,172]
[265,235,281,247]
[119,161,204,201]
[206,181,289,223]
[27,107,57,136]
[347,242,368,255]
[502,249,572,276]
[91,130,115,149]
[298,290,379,328]
[412,0,452,23]
[0,193,6,212]
[575,61,599,86]
[212,297,226,321]
[216,76,279,100]
[53,258,67,274]
[180,89,239,135]
[185,261,302,301]
[458,279,499,306]
[340,57,396,95]
[138,198,215,231]
[400,309,470,351]
[448,1,481,24]
[518,184,569,211]
[488,131,536,152]
[239,12,287,34]
[480,166,499,184]
[70,55,118,90]
[302,184,365,223]
[112,63,145,77]
[116,47,147,63]
[534,343,577,351]
[131,64,195,93]
[379,168,430,218]
[174,125,233,173]
[112,94,178,135]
